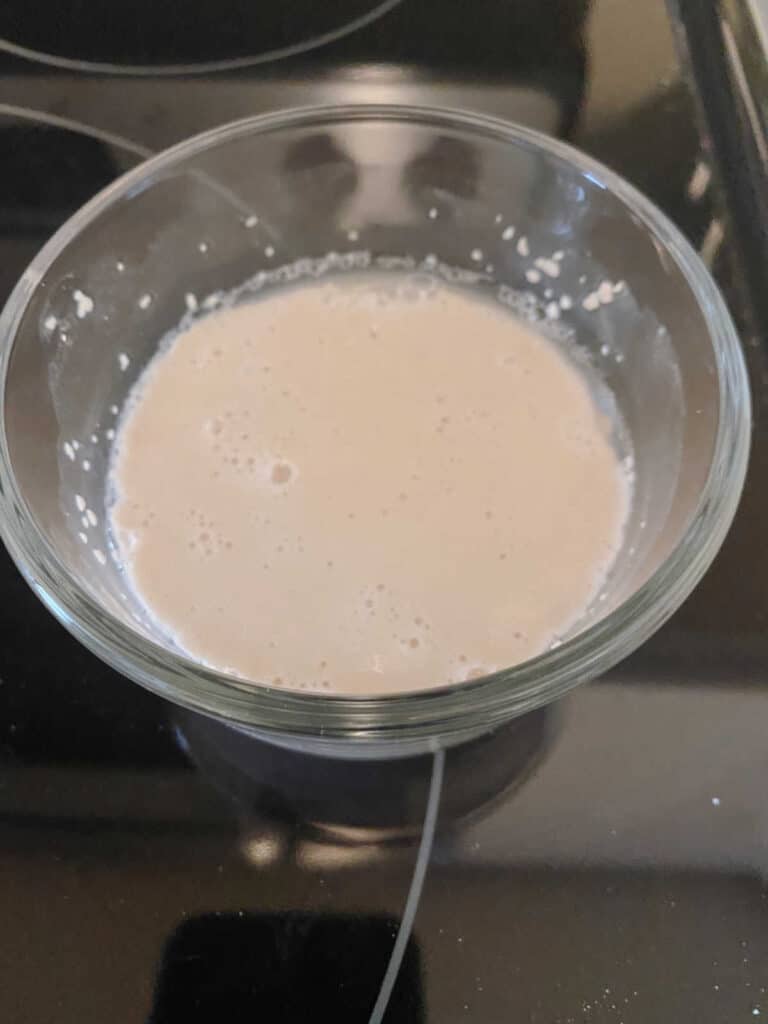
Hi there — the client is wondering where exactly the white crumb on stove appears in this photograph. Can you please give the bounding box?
[525,269,541,284]
[264,245,275,258]
[110,404,119,416]
[138,294,152,310]
[93,549,107,565]
[185,293,198,313]
[501,225,515,241]
[78,531,88,544]
[118,353,130,371]
[116,261,125,272]
[244,214,259,228]
[712,796,721,806]
[75,495,86,512]
[198,242,208,253]
[44,315,57,331]
[516,236,529,256]
[428,207,438,219]
[86,509,98,527]
[63,442,75,461]
[347,229,359,242]
[106,428,116,441]
[470,248,483,262]
[82,460,91,472]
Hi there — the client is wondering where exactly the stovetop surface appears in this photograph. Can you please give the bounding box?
[1,2,767,1021]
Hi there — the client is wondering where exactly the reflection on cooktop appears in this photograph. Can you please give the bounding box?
[175,707,555,846]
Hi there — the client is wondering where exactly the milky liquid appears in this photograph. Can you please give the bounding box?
[109,273,632,694]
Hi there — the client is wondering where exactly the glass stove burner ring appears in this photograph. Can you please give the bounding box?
[0,0,405,76]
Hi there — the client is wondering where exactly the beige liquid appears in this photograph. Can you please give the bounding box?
[109,274,631,694]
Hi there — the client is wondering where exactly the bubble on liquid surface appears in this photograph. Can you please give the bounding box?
[270,462,294,485]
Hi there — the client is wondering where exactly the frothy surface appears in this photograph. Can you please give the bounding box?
[109,274,631,694]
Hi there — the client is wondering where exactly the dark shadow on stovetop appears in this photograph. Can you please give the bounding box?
[175,705,555,846]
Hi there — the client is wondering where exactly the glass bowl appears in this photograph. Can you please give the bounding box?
[0,105,750,758]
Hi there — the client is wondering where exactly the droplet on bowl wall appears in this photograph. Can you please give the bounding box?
[73,289,94,318]
[597,281,615,304]
[534,257,560,278]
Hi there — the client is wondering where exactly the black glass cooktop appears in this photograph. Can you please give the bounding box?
[1,3,768,1022]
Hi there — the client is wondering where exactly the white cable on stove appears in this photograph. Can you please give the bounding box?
[368,747,445,1024]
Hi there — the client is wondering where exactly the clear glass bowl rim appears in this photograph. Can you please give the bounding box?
[0,104,751,745]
